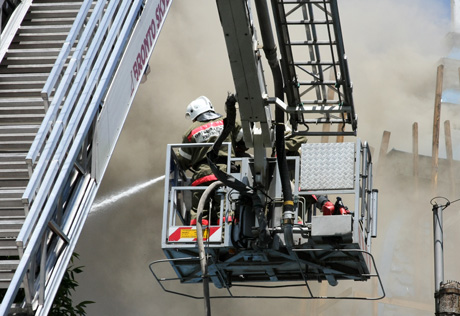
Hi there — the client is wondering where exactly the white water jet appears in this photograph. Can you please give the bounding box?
[91,175,165,213]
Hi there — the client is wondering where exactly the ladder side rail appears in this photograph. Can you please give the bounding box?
[26,0,109,169]
[329,0,356,124]
[363,143,371,233]
[38,180,97,316]
[367,153,379,239]
[3,0,143,308]
[22,0,123,219]
[365,142,374,242]
[20,0,134,250]
[353,139,362,245]
[357,140,375,253]
[35,176,96,316]
[270,0,300,108]
[35,2,144,309]
[162,144,173,247]
[163,143,232,248]
[360,141,369,221]
[40,0,94,108]
[162,144,194,247]
[0,0,32,64]
[303,2,326,101]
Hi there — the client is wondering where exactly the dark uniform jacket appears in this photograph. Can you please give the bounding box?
[177,114,244,186]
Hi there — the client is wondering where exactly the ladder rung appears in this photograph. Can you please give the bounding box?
[285,105,351,113]
[6,48,61,57]
[298,80,337,85]
[0,114,45,123]
[293,61,338,66]
[293,130,356,137]
[0,125,40,133]
[0,246,20,256]
[0,229,21,238]
[279,0,332,3]
[19,25,72,34]
[299,100,340,105]
[0,153,27,162]
[0,260,20,270]
[285,19,332,25]
[30,3,84,10]
[288,40,336,46]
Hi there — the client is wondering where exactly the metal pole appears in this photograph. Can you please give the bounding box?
[433,204,444,313]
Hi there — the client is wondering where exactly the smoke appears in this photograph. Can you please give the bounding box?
[73,0,453,315]
[339,0,449,155]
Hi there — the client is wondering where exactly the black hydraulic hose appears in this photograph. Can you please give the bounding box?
[254,0,295,234]
[207,96,252,196]
[254,0,284,98]
[207,96,269,247]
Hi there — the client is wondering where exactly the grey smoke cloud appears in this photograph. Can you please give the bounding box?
[74,0,452,315]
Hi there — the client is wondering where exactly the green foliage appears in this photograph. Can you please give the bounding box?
[49,253,94,316]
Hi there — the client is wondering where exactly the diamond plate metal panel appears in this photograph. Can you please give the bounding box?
[300,142,355,190]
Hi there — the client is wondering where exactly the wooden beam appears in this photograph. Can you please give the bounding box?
[322,70,336,143]
[444,120,455,196]
[431,64,444,194]
[321,124,331,143]
[336,125,344,143]
[412,122,419,197]
[377,131,391,175]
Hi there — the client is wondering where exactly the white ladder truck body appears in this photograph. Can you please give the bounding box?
[153,0,383,301]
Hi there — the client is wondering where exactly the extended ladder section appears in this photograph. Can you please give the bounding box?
[272,0,357,136]
[215,0,356,141]
[0,0,171,314]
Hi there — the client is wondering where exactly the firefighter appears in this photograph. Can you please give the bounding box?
[177,95,246,225]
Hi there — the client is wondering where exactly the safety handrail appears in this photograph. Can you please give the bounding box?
[20,0,121,248]
[0,0,32,64]
[162,143,233,247]
[149,248,385,300]
[0,1,144,315]
[21,0,136,250]
[24,0,107,184]
[40,0,94,109]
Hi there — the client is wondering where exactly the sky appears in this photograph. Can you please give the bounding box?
[73,1,457,315]
[443,0,451,17]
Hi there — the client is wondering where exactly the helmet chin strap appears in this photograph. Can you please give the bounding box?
[194,111,221,122]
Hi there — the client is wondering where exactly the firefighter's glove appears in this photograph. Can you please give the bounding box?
[334,197,350,215]
[225,93,237,108]
[321,201,335,216]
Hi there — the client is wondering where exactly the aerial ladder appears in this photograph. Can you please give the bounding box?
[0,0,171,314]
[152,0,383,304]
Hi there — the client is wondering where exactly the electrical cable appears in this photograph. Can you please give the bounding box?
[429,196,460,209]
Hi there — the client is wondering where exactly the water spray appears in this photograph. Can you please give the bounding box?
[91,175,165,213]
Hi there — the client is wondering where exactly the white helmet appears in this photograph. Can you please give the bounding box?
[185,96,214,121]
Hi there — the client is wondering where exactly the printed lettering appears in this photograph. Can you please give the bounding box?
[130,70,135,95]
[131,0,170,92]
